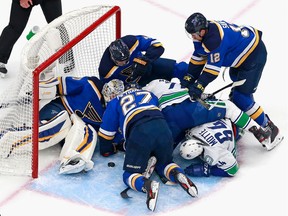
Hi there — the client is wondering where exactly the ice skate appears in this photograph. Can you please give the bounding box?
[0,62,7,78]
[261,118,284,151]
[171,169,198,197]
[143,178,160,211]
[143,156,157,178]
[249,126,271,143]
[249,118,284,151]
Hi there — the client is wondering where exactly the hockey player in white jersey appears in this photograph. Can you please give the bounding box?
[143,78,282,151]
[180,119,240,177]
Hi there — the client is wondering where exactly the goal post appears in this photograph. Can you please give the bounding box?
[0,5,121,178]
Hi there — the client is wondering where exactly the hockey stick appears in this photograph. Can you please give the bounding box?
[194,79,246,110]
[210,79,246,97]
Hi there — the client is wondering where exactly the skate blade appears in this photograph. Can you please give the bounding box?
[265,133,284,151]
[177,173,198,197]
[147,182,160,211]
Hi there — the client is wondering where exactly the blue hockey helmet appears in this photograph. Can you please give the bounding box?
[185,12,208,34]
[109,39,130,64]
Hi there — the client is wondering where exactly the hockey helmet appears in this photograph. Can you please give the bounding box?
[179,137,204,160]
[109,39,130,64]
[102,79,125,103]
[185,12,208,34]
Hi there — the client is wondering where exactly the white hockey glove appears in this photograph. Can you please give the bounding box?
[39,78,59,100]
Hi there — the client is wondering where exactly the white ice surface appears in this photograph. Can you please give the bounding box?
[0,1,287,216]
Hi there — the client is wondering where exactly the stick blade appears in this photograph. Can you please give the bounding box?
[120,187,132,199]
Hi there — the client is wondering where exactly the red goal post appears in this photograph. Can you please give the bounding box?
[0,5,121,178]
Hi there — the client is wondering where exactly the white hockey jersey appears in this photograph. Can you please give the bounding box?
[186,118,238,173]
[143,78,190,109]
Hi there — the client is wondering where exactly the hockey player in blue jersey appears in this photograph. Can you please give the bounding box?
[98,35,188,87]
[38,76,106,174]
[143,78,277,151]
[98,79,198,211]
[182,13,283,149]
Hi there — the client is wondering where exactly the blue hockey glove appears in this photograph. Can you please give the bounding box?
[99,136,117,157]
[115,138,125,152]
[129,56,152,82]
[188,82,205,99]
[184,162,210,177]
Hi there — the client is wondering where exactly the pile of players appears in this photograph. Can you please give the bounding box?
[37,13,284,212]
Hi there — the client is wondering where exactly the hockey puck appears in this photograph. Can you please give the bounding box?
[108,162,115,167]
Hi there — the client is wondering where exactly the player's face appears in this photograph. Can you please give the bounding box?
[191,33,202,41]
[191,29,205,41]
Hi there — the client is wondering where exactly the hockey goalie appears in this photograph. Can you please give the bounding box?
[38,75,106,174]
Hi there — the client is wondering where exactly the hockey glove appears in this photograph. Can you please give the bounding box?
[99,136,117,157]
[39,78,59,100]
[181,73,196,89]
[188,82,205,99]
[200,93,216,101]
[115,138,125,152]
[184,162,210,177]
[129,56,152,82]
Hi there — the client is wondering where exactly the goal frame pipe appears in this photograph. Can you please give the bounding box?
[32,6,121,178]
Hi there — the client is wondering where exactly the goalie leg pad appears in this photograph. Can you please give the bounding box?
[39,110,71,150]
[59,114,97,174]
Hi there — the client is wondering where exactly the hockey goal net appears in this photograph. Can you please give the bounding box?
[0,5,121,178]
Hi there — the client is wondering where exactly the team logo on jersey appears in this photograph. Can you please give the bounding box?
[75,102,102,123]
[121,65,133,77]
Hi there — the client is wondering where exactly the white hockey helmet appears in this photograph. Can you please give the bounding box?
[179,137,204,160]
[102,79,125,103]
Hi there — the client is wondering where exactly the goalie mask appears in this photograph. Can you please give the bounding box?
[102,79,125,103]
[179,137,204,160]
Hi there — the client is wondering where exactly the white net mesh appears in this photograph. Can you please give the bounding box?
[0,5,120,177]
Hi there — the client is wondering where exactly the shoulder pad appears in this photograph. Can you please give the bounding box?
[121,35,138,49]
[202,22,222,52]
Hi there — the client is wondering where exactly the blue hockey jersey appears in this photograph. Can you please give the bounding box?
[42,76,106,130]
[98,88,162,141]
[98,35,164,84]
[188,20,262,87]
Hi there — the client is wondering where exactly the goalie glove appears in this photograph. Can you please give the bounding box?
[39,78,59,100]
[129,56,152,82]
